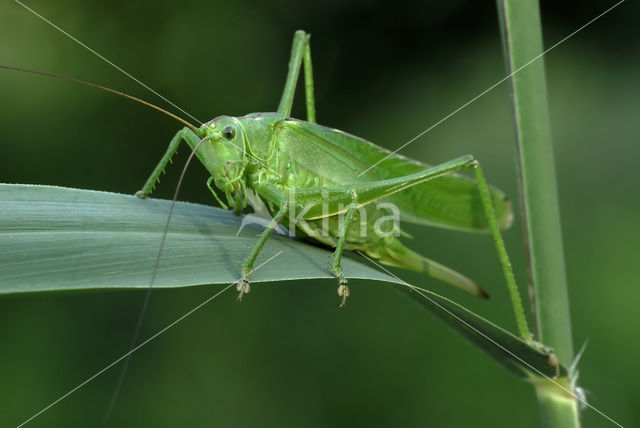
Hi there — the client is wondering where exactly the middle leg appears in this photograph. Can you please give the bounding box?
[237,202,288,301]
[329,189,359,307]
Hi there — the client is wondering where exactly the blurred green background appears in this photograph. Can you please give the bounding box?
[1,1,638,426]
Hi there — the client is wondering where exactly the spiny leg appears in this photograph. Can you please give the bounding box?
[468,160,532,342]
[295,156,530,337]
[237,202,288,301]
[330,190,358,307]
[356,155,530,339]
[277,30,317,123]
[135,127,203,198]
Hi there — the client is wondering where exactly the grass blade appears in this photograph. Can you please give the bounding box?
[0,183,567,379]
[0,184,394,293]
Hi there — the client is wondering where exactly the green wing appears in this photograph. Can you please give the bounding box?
[280,119,513,232]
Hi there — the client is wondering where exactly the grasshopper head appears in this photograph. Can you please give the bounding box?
[196,115,249,212]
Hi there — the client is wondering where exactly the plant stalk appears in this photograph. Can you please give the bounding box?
[496,0,579,426]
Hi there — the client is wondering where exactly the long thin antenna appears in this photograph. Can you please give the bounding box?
[0,65,199,132]
[2,63,208,423]
[103,136,210,423]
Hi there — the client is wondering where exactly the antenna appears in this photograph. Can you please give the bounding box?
[103,135,211,423]
[0,65,199,132]
[1,63,206,422]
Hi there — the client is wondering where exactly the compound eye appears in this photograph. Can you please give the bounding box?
[223,125,236,140]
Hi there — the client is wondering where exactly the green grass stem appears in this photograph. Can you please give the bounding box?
[496,0,579,426]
